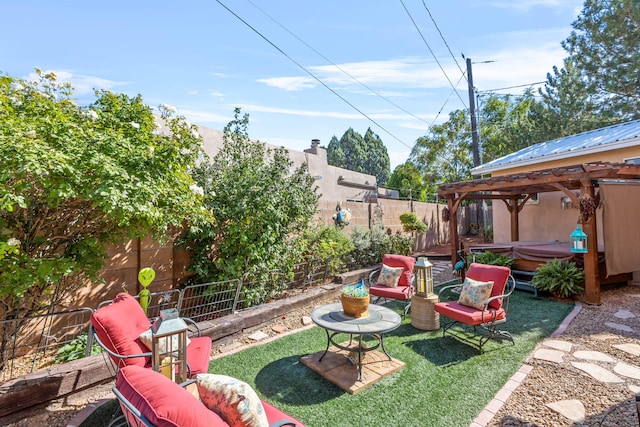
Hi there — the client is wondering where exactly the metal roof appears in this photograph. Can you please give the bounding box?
[472,119,640,175]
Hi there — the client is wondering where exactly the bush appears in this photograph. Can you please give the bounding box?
[295,223,354,275]
[472,251,515,268]
[55,334,103,363]
[532,259,584,298]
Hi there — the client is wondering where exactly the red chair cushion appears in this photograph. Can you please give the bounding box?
[117,365,225,426]
[466,263,511,310]
[381,254,416,287]
[369,284,412,301]
[262,400,306,427]
[91,293,151,367]
[187,336,213,376]
[434,300,506,326]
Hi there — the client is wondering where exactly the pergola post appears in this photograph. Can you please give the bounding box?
[581,181,601,305]
[509,197,520,241]
[448,198,459,269]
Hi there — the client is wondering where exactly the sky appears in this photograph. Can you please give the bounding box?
[1,0,584,170]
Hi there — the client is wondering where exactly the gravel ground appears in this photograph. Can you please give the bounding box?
[487,285,640,427]
[3,247,638,427]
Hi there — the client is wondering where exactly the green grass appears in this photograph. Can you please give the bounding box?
[210,291,574,427]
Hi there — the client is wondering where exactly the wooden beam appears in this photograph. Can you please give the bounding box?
[448,198,460,269]
[580,181,601,305]
[509,197,520,241]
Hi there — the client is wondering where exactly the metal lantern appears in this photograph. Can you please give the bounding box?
[570,224,588,253]
[414,257,434,296]
[151,308,189,383]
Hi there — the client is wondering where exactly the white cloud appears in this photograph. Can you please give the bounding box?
[258,76,317,91]
[27,70,125,95]
[179,109,230,125]
[209,90,225,97]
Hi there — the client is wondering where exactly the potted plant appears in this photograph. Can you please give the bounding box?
[341,279,369,318]
[469,223,479,235]
[532,259,584,299]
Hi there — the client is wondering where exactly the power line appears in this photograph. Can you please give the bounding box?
[215,0,414,150]
[478,81,546,93]
[420,1,466,78]
[399,0,468,109]
[245,0,431,126]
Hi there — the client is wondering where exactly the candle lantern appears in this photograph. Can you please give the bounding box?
[151,308,189,383]
[414,257,434,296]
[570,224,588,253]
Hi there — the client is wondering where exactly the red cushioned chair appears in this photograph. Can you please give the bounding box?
[368,254,416,317]
[434,263,515,353]
[90,292,212,377]
[114,365,305,427]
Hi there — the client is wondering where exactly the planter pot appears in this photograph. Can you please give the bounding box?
[341,295,369,318]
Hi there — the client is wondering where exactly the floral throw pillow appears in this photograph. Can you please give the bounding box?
[139,329,190,353]
[457,278,494,310]
[377,263,404,288]
[196,374,269,427]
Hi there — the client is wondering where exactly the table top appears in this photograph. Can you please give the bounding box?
[311,302,401,335]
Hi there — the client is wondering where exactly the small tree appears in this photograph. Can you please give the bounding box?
[183,108,319,302]
[0,70,208,367]
[399,212,427,235]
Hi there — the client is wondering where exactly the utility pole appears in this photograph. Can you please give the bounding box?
[466,57,480,170]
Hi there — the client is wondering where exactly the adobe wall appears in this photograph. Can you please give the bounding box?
[492,146,639,243]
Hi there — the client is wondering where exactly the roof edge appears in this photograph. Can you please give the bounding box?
[472,137,640,175]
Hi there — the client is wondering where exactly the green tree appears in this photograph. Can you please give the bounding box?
[0,70,207,323]
[534,58,617,139]
[563,0,640,120]
[478,91,543,162]
[327,127,390,186]
[410,110,473,191]
[183,108,319,302]
[387,161,428,201]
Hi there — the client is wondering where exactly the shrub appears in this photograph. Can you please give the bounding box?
[55,334,103,363]
[532,259,584,298]
[294,223,354,275]
[399,212,427,234]
[472,251,515,268]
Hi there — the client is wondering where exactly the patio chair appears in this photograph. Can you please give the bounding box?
[434,263,515,353]
[114,364,305,427]
[368,254,416,317]
[90,292,212,377]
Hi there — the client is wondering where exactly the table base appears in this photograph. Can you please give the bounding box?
[300,341,405,394]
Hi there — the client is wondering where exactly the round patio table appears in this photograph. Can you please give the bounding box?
[310,302,401,381]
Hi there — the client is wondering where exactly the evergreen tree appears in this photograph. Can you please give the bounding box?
[563,0,640,119]
[327,127,390,186]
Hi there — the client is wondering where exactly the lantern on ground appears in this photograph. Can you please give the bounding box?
[570,224,588,253]
[151,308,188,383]
[414,257,434,296]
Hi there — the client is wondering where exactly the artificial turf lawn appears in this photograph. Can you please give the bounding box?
[209,291,574,427]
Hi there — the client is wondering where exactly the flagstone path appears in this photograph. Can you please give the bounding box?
[474,295,640,427]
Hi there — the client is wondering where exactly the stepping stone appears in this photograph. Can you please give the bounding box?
[613,309,636,319]
[546,399,585,422]
[247,331,269,341]
[573,350,614,362]
[591,333,619,341]
[614,362,640,380]
[605,322,635,333]
[613,342,640,357]
[571,362,624,383]
[301,315,313,325]
[542,339,574,352]
[534,348,565,363]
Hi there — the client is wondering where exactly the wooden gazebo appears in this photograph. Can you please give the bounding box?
[438,162,640,305]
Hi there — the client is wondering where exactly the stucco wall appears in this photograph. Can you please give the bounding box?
[492,146,640,244]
